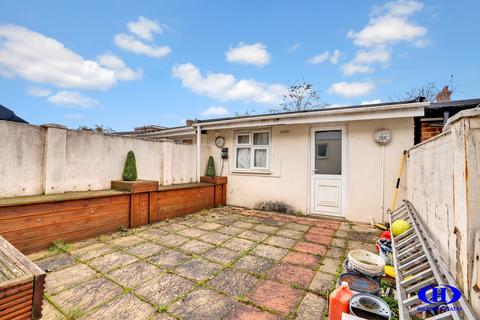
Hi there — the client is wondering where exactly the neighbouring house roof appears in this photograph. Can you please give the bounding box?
[0,104,28,124]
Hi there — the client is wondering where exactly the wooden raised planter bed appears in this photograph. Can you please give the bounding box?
[0,236,45,319]
[111,180,159,193]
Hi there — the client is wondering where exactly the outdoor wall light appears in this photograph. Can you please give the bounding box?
[374,129,392,145]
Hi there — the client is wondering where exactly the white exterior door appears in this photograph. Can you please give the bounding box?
[310,127,346,216]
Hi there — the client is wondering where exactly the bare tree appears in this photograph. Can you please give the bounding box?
[78,124,114,133]
[270,80,325,113]
[392,78,457,102]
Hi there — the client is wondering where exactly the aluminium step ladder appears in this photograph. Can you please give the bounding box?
[388,200,476,320]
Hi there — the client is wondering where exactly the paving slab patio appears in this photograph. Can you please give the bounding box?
[30,206,378,319]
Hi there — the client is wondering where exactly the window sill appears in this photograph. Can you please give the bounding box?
[231,169,272,175]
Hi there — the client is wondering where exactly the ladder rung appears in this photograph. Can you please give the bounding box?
[401,268,433,287]
[403,261,431,277]
[405,276,437,294]
[399,251,425,267]
[397,243,422,259]
[425,312,454,320]
[395,227,414,241]
[397,233,419,248]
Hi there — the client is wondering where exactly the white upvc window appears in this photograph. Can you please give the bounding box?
[234,131,270,170]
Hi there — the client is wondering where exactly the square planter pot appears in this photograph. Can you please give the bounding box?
[111,180,159,193]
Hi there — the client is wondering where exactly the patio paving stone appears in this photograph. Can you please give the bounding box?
[41,301,63,320]
[109,235,145,248]
[208,268,258,296]
[248,280,302,316]
[83,293,155,320]
[309,271,336,294]
[170,288,236,320]
[45,263,97,294]
[217,225,244,235]
[148,249,190,269]
[135,273,196,305]
[174,258,221,281]
[304,232,332,245]
[165,223,188,232]
[276,228,305,239]
[126,241,165,258]
[197,221,223,231]
[252,244,288,261]
[268,263,315,288]
[319,257,341,275]
[325,246,343,259]
[234,255,274,276]
[35,253,76,272]
[296,292,327,320]
[197,231,231,245]
[203,247,239,264]
[225,304,284,320]
[238,230,269,242]
[50,277,122,314]
[222,237,256,251]
[176,227,208,238]
[232,220,255,229]
[282,252,319,269]
[330,237,346,248]
[334,230,348,239]
[156,234,189,247]
[70,242,117,261]
[285,222,310,232]
[108,260,162,288]
[293,242,327,256]
[264,236,297,249]
[308,227,336,237]
[136,228,169,240]
[88,251,138,273]
[179,239,215,254]
[254,224,279,234]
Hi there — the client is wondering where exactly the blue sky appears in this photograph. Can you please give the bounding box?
[0,1,479,131]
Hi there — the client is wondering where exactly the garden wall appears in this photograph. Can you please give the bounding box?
[407,108,480,316]
[0,121,196,198]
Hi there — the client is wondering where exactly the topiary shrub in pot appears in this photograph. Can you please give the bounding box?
[122,151,137,181]
[205,156,216,177]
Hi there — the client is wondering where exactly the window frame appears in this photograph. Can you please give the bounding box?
[234,130,271,171]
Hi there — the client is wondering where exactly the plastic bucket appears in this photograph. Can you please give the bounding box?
[348,249,385,277]
[337,273,380,296]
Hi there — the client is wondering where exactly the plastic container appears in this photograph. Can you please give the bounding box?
[347,249,385,277]
[328,281,353,320]
[337,273,380,296]
[349,293,392,319]
[342,259,382,285]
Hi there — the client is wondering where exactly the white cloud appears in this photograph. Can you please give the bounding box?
[65,113,85,120]
[342,0,427,76]
[328,81,375,98]
[0,25,139,90]
[47,91,100,108]
[226,43,271,67]
[27,86,51,97]
[127,16,162,41]
[341,62,374,76]
[114,33,171,58]
[172,63,287,104]
[330,49,341,64]
[308,49,341,64]
[361,99,382,105]
[341,47,390,75]
[347,0,427,47]
[97,53,142,80]
[202,106,229,117]
[307,51,329,64]
[288,43,301,52]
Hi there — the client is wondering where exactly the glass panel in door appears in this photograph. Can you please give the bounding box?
[314,130,342,175]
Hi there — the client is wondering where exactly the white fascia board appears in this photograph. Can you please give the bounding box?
[197,104,426,130]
